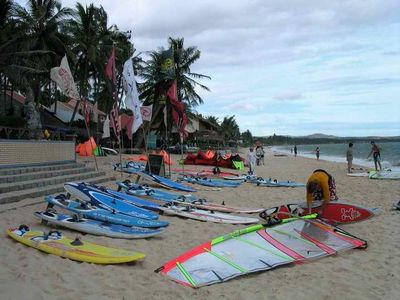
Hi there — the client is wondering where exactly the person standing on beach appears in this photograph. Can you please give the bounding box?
[367,141,382,171]
[255,145,265,166]
[346,143,354,173]
[315,147,320,160]
[294,145,297,157]
[247,147,257,175]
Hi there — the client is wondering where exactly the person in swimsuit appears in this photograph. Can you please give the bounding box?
[315,147,320,160]
[346,143,354,173]
[367,141,382,171]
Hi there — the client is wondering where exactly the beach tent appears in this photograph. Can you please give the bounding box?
[184,151,244,169]
[127,151,173,165]
[77,137,97,156]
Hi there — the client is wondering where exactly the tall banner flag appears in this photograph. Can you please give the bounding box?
[106,48,120,143]
[140,105,153,121]
[106,48,116,84]
[160,48,175,79]
[110,102,120,142]
[167,80,188,138]
[50,55,79,100]
[102,115,110,138]
[122,57,143,134]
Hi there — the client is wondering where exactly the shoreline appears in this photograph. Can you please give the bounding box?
[270,146,399,171]
[1,152,399,300]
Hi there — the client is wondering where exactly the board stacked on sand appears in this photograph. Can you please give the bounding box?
[156,216,367,287]
[45,195,168,228]
[35,210,165,239]
[259,201,379,224]
[255,178,305,187]
[159,203,260,224]
[64,182,160,220]
[136,171,197,192]
[178,176,243,188]
[70,183,259,224]
[116,181,264,214]
[7,225,145,264]
[113,161,145,173]
[368,170,400,180]
[116,181,198,203]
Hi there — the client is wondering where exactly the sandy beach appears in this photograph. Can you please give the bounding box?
[0,149,399,300]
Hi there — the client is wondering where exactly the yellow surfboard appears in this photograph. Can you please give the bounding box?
[7,226,145,264]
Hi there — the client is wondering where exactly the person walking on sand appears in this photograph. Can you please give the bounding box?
[294,145,297,157]
[367,141,382,171]
[315,147,320,160]
[247,147,257,175]
[346,143,354,173]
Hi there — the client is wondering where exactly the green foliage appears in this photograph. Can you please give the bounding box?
[220,115,240,141]
[241,129,253,146]
[0,115,26,127]
[1,1,210,145]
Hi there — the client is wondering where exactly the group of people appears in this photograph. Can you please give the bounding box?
[247,140,383,176]
[247,145,265,175]
[295,141,382,173]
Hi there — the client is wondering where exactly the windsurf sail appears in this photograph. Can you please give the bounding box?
[156,215,367,287]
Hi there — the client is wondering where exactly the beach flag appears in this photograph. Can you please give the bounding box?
[50,55,79,100]
[93,101,98,123]
[167,80,188,138]
[106,48,116,84]
[110,102,120,143]
[102,115,110,138]
[163,106,167,129]
[140,105,153,121]
[126,116,134,140]
[122,56,143,134]
[160,48,175,79]
[83,100,90,124]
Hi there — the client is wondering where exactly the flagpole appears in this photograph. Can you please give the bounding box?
[83,102,99,171]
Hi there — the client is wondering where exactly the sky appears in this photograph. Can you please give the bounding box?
[17,0,400,137]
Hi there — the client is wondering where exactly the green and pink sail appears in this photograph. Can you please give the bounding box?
[156,216,366,287]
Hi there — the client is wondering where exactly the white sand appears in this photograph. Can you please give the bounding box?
[0,150,399,300]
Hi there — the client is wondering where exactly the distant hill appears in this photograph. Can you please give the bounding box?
[302,133,338,139]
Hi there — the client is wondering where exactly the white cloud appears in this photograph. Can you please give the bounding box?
[273,91,303,101]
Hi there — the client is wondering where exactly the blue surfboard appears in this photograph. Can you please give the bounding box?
[44,195,169,228]
[137,172,197,192]
[116,181,198,203]
[64,182,159,220]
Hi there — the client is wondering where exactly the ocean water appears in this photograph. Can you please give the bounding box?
[274,141,400,170]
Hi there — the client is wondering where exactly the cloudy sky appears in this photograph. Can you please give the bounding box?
[18,0,400,136]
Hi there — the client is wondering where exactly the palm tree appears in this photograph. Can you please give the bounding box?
[139,37,210,146]
[68,3,102,100]
[169,37,210,108]
[206,115,220,127]
[220,115,240,142]
[12,0,73,103]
